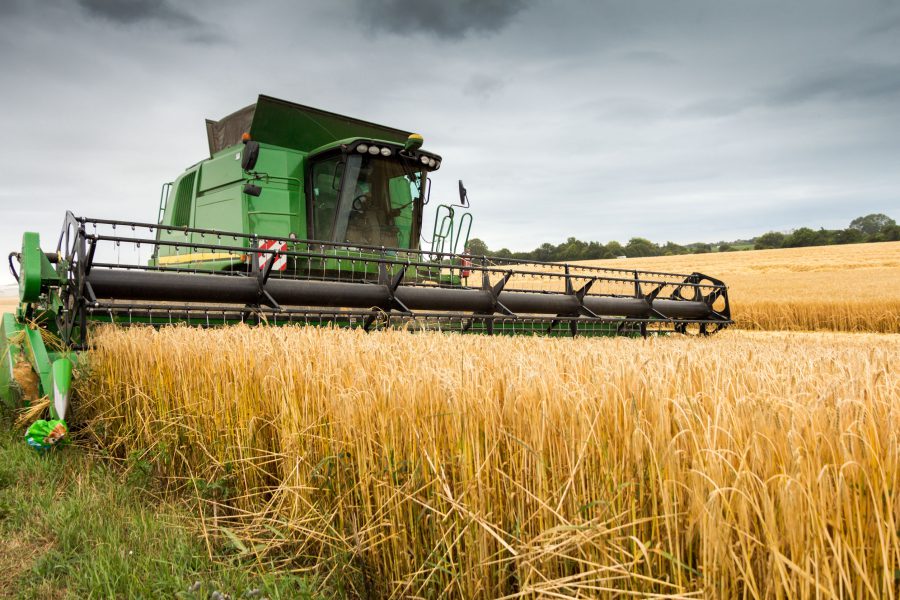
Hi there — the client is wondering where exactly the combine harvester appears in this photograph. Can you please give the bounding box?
[1,95,731,426]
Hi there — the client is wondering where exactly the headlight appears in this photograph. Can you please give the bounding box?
[420,155,430,165]
[380,147,392,157]
[428,158,436,168]
[433,160,441,170]
[368,145,380,155]
[357,144,368,153]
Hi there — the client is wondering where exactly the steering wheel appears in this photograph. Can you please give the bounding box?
[351,194,369,213]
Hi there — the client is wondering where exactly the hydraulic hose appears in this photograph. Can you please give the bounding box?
[8,252,19,283]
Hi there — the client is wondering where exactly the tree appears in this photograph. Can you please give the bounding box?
[606,241,625,257]
[849,213,896,236]
[691,243,713,254]
[718,243,734,252]
[625,237,658,258]
[879,224,900,242]
[465,238,489,256]
[834,228,864,244]
[533,243,556,262]
[784,227,819,247]
[660,241,687,255]
[556,237,589,261]
[584,241,611,259]
[754,231,786,250]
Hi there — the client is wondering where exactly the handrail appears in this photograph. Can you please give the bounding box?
[156,182,172,225]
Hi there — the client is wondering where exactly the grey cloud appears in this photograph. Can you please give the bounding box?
[356,0,530,39]
[680,62,900,120]
[462,74,506,99]
[0,0,25,17]
[78,0,202,28]
[767,62,900,106]
[619,50,679,66]
[679,96,751,119]
[860,13,900,36]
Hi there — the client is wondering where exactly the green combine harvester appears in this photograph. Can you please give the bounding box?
[1,95,731,431]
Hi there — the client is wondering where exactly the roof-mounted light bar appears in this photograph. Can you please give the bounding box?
[347,138,441,171]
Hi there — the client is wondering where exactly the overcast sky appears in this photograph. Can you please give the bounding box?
[1,0,899,286]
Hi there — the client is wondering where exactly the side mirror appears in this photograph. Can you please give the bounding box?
[243,183,262,197]
[458,180,469,207]
[241,140,260,171]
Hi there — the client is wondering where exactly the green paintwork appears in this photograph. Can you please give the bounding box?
[431,205,473,255]
[0,312,24,406]
[24,328,52,405]
[2,231,78,414]
[50,358,73,420]
[153,96,469,279]
[0,309,78,417]
[247,96,412,154]
[19,232,58,303]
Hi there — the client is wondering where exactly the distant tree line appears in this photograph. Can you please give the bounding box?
[465,213,898,261]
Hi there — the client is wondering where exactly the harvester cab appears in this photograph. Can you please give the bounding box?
[153,95,462,277]
[2,94,732,432]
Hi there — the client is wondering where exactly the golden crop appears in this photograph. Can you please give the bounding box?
[78,325,900,599]
[576,241,900,333]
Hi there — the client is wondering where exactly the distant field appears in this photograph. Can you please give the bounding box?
[578,241,900,332]
[0,297,16,314]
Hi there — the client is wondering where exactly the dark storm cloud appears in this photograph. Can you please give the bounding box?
[78,0,201,28]
[356,0,530,39]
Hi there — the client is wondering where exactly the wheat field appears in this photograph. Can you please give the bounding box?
[577,241,900,333]
[77,325,900,599]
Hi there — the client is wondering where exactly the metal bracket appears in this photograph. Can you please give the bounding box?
[574,278,599,318]
[484,270,514,316]
[364,263,411,331]
[644,285,667,320]
[379,262,412,314]
[462,270,515,334]
[84,236,97,276]
[254,252,281,310]
[83,281,98,305]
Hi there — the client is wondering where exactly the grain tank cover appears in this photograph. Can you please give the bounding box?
[205,95,413,156]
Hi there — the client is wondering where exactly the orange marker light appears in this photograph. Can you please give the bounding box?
[241,132,251,142]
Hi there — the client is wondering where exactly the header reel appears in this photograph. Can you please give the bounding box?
[16,213,734,348]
